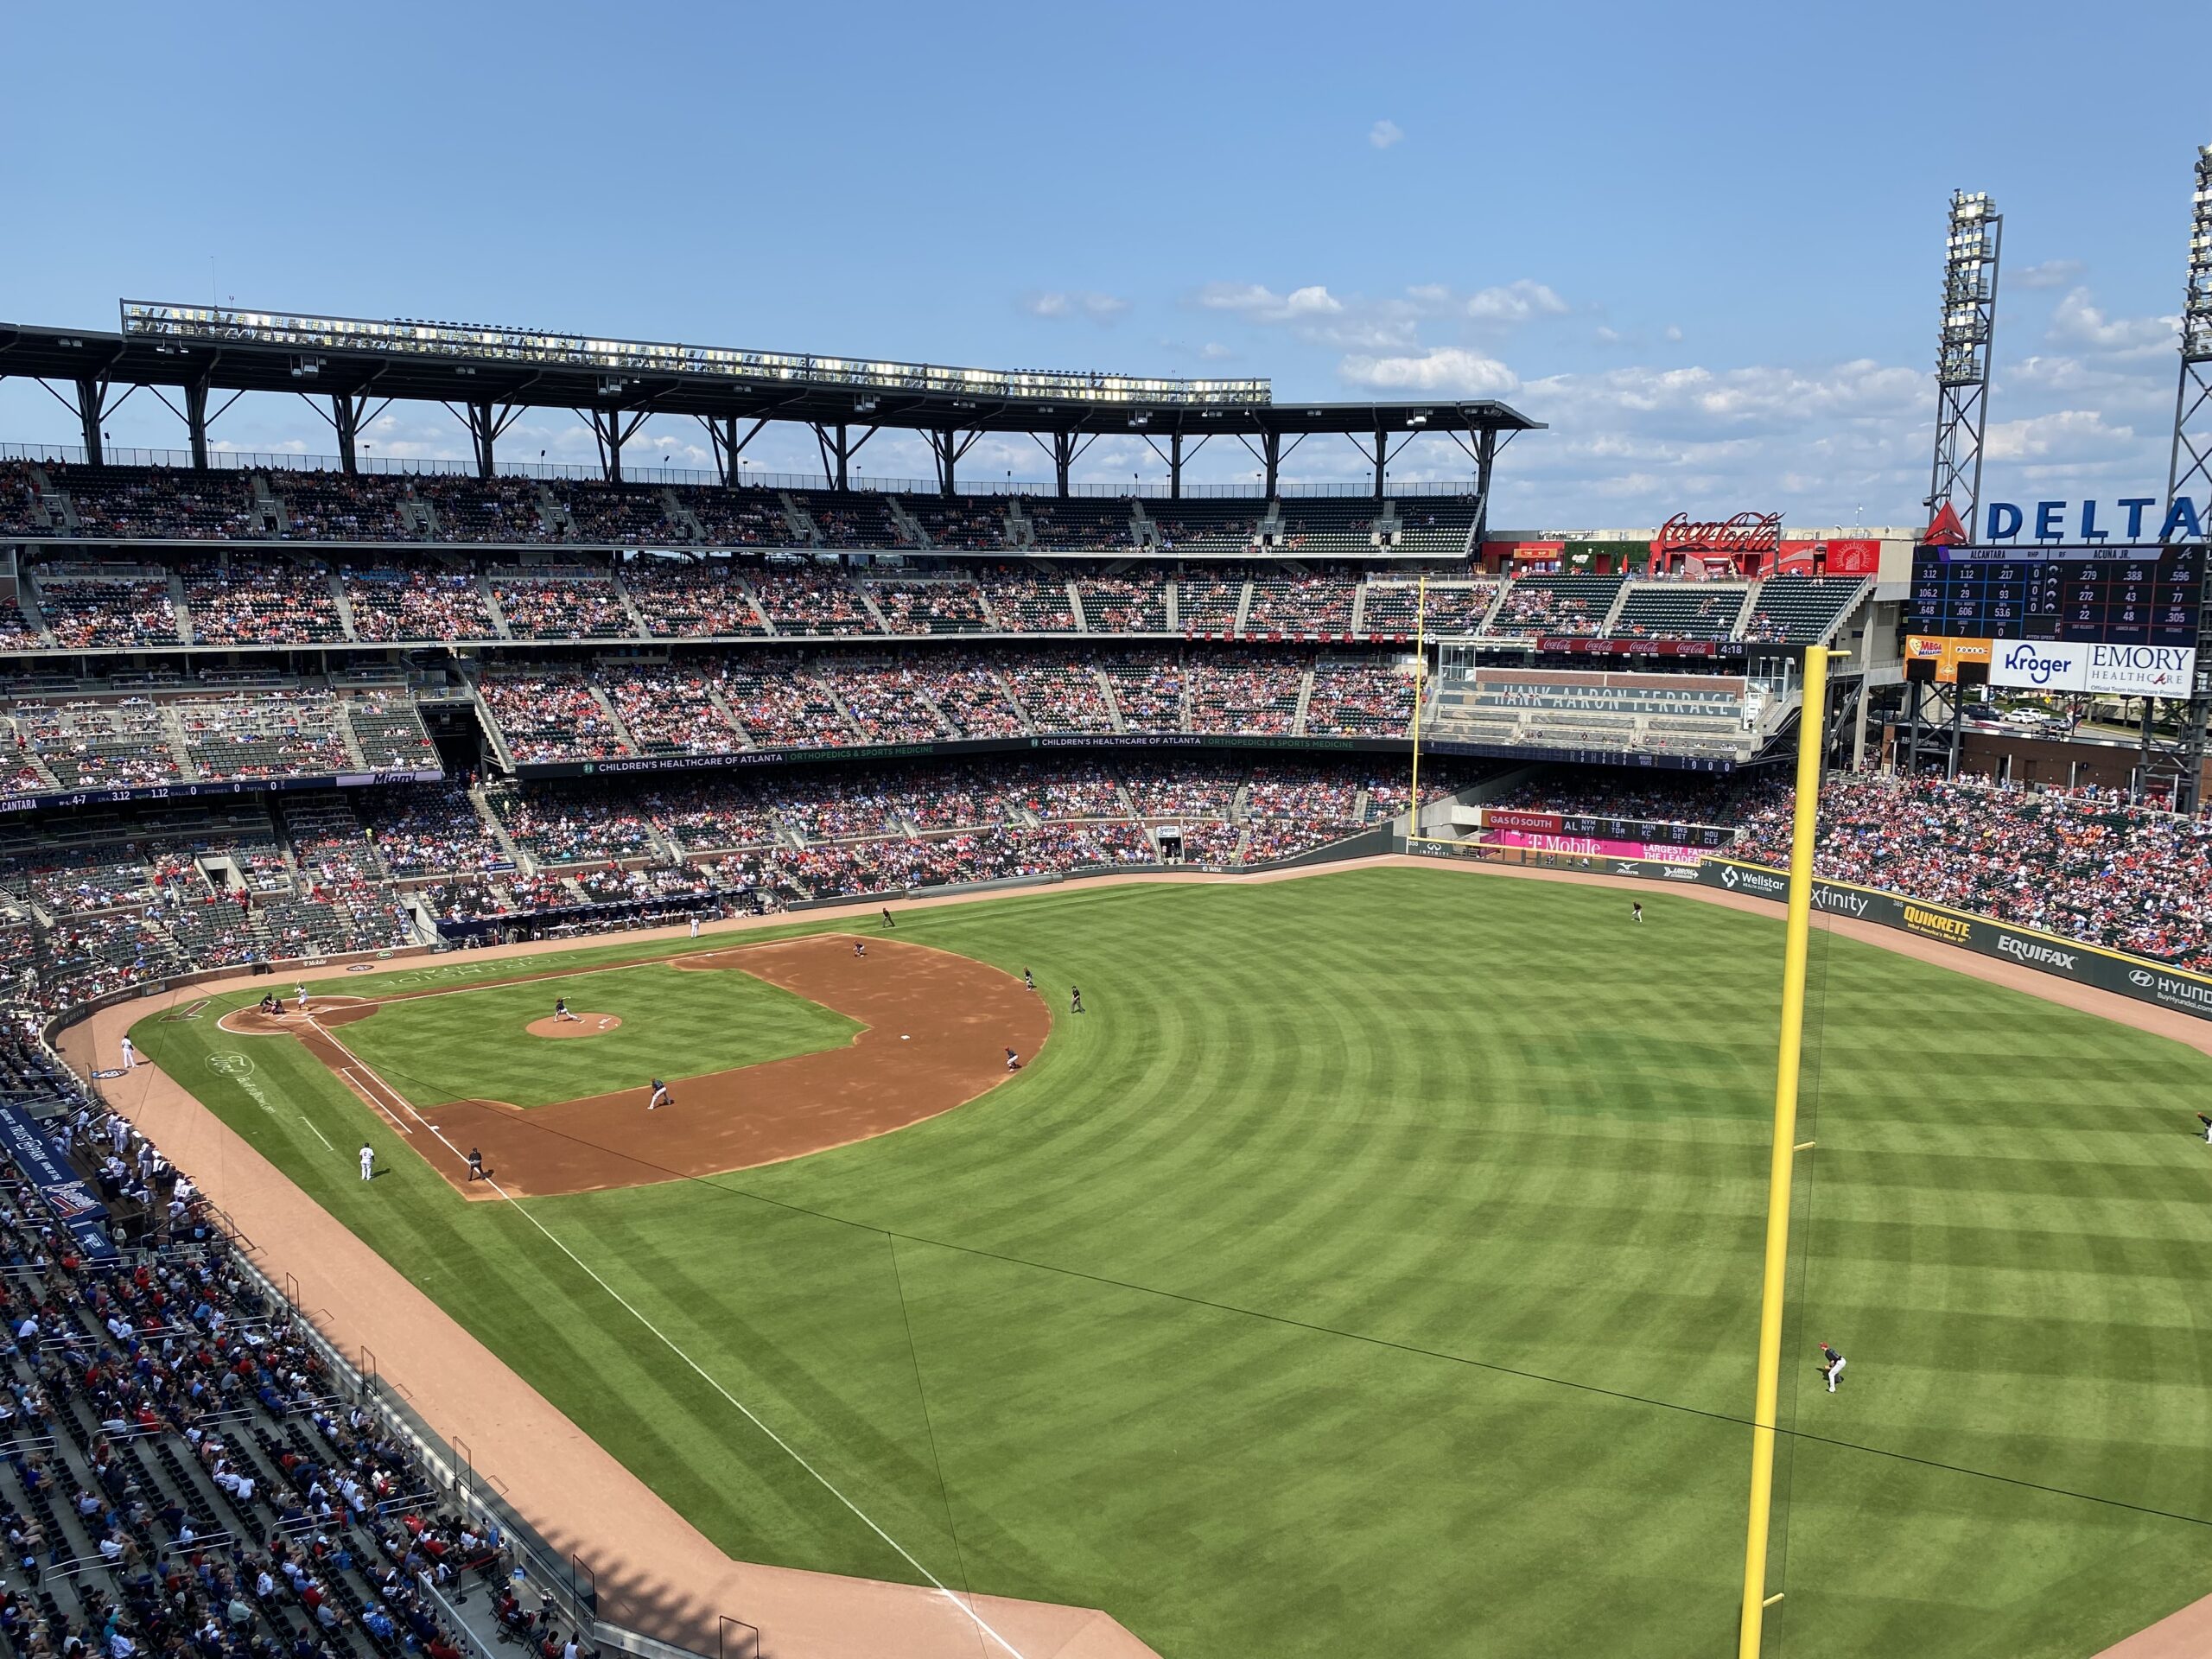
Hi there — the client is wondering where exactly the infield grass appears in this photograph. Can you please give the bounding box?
[130,867,2212,1658]
[329,962,859,1108]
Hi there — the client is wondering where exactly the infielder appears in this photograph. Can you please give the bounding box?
[647,1078,672,1111]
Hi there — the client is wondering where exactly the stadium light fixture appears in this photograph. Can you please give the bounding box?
[119,300,1274,409]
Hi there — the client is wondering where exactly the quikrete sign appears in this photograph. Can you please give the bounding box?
[1983,496,2206,543]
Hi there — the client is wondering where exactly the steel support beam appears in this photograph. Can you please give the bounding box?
[700,415,770,487]
[74,377,107,465]
[185,378,211,468]
[449,401,527,479]
[930,428,983,495]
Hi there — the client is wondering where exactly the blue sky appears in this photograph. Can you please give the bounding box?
[1,0,2203,527]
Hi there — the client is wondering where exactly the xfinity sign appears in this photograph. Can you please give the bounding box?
[1983,495,2206,543]
[1991,640,2195,696]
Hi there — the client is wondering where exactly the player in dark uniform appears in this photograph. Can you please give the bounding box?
[1631,901,1643,924]
[647,1078,671,1111]
[1004,1047,1021,1071]
[555,995,581,1023]
[853,939,867,958]
[880,906,896,931]
[466,1147,484,1182]
[1070,985,1084,1014]
[1022,969,1035,992]
[1818,1342,1846,1393]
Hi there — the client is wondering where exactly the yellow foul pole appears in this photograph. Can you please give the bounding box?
[1407,572,1427,845]
[1737,643,1831,1656]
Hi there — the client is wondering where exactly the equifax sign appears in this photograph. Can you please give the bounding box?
[1982,496,2206,543]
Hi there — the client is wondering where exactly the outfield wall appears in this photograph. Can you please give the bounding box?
[1407,838,2212,1025]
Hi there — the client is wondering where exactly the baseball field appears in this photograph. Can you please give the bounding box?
[127,865,2212,1657]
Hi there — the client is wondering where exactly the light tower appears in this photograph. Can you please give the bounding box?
[2144,145,2212,813]
[2170,145,2212,504]
[1926,191,2003,537]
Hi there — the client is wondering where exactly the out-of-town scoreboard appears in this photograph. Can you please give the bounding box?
[1905,543,2202,647]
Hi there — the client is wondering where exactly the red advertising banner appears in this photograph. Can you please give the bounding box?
[1484,810,1564,834]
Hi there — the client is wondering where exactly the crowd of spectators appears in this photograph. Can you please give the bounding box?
[340,569,497,642]
[179,563,346,646]
[488,574,632,640]
[0,1050,545,1659]
[478,675,630,764]
[620,562,767,638]
[34,575,181,650]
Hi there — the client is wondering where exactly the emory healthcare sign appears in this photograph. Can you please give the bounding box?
[1991,640,2198,696]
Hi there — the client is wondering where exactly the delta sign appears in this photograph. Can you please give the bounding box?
[1978,495,2207,544]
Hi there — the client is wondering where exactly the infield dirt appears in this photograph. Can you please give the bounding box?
[218,932,1047,1198]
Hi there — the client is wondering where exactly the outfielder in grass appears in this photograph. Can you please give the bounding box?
[1818,1341,1847,1394]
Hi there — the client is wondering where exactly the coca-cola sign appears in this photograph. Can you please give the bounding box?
[1654,512,1783,556]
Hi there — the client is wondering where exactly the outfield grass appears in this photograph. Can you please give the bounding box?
[329,962,859,1109]
[131,868,2212,1657]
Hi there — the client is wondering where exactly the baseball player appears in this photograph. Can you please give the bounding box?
[1817,1342,1846,1393]
[880,906,896,931]
[690,916,701,939]
[554,996,581,1023]
[466,1147,484,1183]
[295,983,310,1014]
[647,1078,672,1111]
[358,1144,374,1183]
[853,939,867,958]
[1070,985,1084,1014]
[2197,1112,2212,1145]
[1004,1047,1021,1071]
[119,1035,137,1071]
[1631,901,1643,925]
[1022,968,1035,992]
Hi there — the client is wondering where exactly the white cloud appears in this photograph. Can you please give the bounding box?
[1199,341,1234,360]
[1463,281,1568,323]
[1369,118,1404,150]
[1197,283,1344,322]
[2046,287,2177,358]
[1338,346,1520,396]
[2012,258,2086,291]
[1022,290,1130,323]
[1982,409,2138,462]
[1664,324,1683,342]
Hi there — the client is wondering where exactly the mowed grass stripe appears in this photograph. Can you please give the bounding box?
[135,866,2212,1658]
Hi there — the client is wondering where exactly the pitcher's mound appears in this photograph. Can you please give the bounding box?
[527,1013,622,1039]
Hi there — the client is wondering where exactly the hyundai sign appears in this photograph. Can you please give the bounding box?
[1991,639,2197,696]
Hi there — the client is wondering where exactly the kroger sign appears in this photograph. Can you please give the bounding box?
[1991,640,2198,695]
[1983,496,2206,543]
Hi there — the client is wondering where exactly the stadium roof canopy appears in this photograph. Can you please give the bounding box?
[0,302,1542,497]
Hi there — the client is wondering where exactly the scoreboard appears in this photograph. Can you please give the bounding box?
[1905,543,2202,647]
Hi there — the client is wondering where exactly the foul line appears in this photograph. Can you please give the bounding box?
[302,1016,1025,1659]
